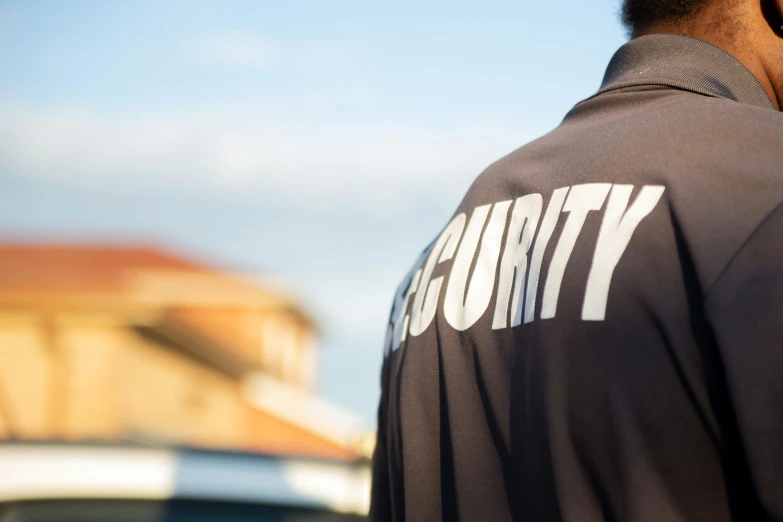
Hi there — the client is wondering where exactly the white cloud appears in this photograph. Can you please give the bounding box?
[0,104,537,212]
[188,32,280,68]
[186,31,366,75]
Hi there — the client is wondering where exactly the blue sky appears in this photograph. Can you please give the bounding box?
[0,0,627,425]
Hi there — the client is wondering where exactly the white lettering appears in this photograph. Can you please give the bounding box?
[392,269,422,350]
[524,187,569,324]
[385,250,429,355]
[409,213,467,337]
[389,182,664,343]
[445,201,512,331]
[541,183,611,320]
[493,194,543,329]
[582,184,665,321]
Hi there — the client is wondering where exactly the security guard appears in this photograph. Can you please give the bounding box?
[370,0,783,520]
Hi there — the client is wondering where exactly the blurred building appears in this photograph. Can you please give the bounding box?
[0,243,364,461]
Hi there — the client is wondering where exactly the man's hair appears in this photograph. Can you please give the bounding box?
[621,0,712,33]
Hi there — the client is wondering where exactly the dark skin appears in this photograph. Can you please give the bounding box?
[635,0,783,109]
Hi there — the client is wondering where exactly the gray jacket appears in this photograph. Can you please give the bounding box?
[371,34,783,521]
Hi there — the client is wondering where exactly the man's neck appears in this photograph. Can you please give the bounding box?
[636,23,781,110]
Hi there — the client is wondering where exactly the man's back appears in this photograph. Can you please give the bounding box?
[371,35,783,521]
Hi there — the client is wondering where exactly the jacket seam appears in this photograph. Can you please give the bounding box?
[704,202,783,305]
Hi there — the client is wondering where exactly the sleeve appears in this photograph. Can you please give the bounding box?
[369,353,393,522]
[705,204,783,518]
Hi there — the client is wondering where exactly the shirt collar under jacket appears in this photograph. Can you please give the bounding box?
[598,34,777,111]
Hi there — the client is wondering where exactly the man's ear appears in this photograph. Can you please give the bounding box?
[761,0,783,35]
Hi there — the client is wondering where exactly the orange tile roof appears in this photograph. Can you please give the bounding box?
[245,406,358,462]
[0,242,315,343]
[0,243,210,295]
[0,241,307,368]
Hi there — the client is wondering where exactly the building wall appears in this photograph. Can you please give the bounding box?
[0,308,244,448]
[120,327,244,448]
[0,311,51,439]
[171,307,317,391]
[260,312,317,390]
[58,317,123,440]
[0,305,351,460]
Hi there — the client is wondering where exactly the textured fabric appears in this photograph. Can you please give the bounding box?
[597,34,776,110]
[370,35,783,522]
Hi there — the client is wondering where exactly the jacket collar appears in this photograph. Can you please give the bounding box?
[598,34,777,111]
